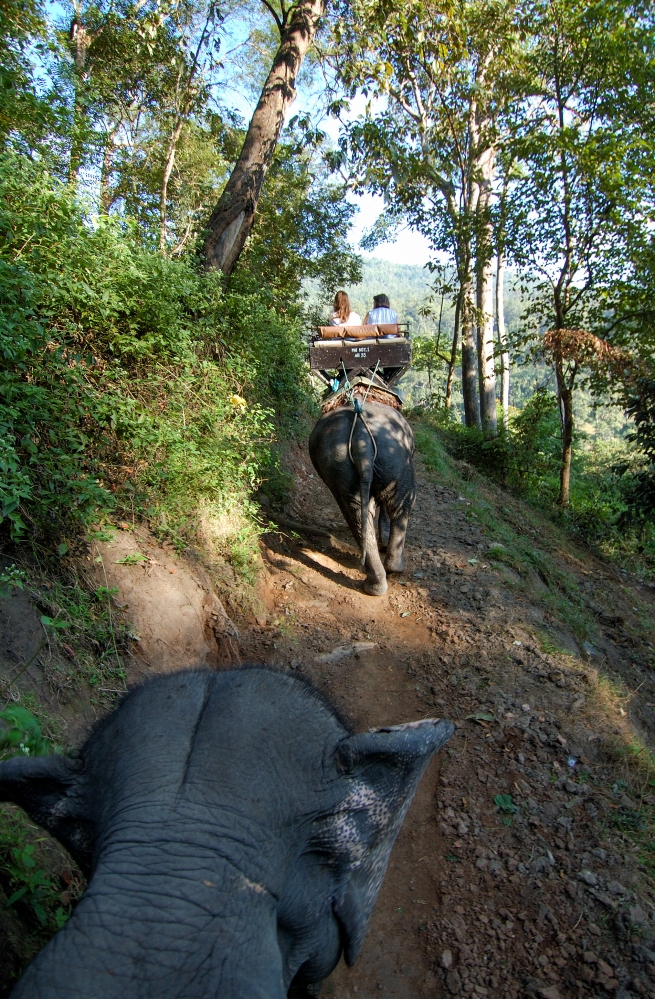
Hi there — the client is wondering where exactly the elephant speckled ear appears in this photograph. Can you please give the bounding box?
[0,754,92,873]
[326,718,454,965]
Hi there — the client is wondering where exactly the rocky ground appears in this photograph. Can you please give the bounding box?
[239,439,655,999]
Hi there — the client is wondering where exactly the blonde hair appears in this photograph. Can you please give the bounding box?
[333,290,351,323]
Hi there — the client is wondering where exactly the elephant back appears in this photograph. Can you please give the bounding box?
[321,383,403,416]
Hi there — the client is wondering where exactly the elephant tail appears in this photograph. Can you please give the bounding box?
[349,407,376,569]
[359,471,371,569]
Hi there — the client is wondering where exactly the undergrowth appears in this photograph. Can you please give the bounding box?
[0,706,83,975]
[0,560,130,703]
[414,421,597,644]
[0,151,312,582]
[416,419,655,878]
[415,397,655,580]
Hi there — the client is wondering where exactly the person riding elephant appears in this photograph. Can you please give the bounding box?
[364,294,398,326]
[329,290,361,327]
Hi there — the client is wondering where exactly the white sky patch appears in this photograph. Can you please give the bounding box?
[347,191,433,266]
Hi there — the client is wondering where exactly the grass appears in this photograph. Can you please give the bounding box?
[0,552,131,705]
[414,421,598,644]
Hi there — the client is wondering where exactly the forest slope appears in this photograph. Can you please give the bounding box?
[2,420,655,998]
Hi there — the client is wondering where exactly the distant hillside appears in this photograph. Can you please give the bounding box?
[306,257,530,337]
[306,260,627,438]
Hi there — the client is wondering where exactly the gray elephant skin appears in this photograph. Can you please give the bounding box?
[0,668,453,999]
[309,402,416,596]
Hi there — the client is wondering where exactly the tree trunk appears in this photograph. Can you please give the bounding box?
[555,357,574,507]
[68,18,89,184]
[160,119,185,253]
[99,125,118,213]
[461,260,481,429]
[445,291,461,410]
[476,239,497,433]
[202,0,324,275]
[475,159,497,435]
[496,250,509,431]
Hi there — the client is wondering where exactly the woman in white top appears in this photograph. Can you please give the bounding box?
[364,293,398,325]
[329,290,362,326]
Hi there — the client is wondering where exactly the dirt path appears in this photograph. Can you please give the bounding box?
[239,444,655,999]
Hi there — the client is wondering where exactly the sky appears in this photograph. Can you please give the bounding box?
[346,191,433,267]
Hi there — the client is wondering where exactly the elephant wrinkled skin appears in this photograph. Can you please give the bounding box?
[309,402,416,596]
[0,668,453,999]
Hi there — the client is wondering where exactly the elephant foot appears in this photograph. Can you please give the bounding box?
[384,555,405,574]
[364,577,388,596]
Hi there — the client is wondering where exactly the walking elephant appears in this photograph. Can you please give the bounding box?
[0,668,453,999]
[309,400,416,596]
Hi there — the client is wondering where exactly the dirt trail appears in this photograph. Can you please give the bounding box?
[239,443,655,999]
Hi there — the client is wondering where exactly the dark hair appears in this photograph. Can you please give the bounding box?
[373,294,390,309]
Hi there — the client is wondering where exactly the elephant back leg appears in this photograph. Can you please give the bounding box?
[335,494,387,597]
[377,506,390,549]
[383,463,416,574]
[310,411,388,596]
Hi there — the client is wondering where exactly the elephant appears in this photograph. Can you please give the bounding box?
[0,668,453,999]
[309,401,416,596]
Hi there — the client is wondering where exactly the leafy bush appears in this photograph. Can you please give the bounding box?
[0,708,71,936]
[415,406,511,480]
[419,391,569,500]
[0,152,311,568]
[623,374,655,520]
[508,389,561,494]
[0,804,74,934]
[0,707,52,760]
[418,391,655,576]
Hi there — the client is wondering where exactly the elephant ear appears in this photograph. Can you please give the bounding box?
[318,718,454,966]
[0,754,92,873]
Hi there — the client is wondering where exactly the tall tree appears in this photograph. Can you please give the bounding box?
[331,0,523,431]
[506,0,655,505]
[202,0,324,274]
[58,0,227,251]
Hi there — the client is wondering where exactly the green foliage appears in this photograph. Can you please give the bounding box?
[417,406,511,482]
[494,793,519,826]
[413,420,599,640]
[622,375,655,521]
[417,397,655,577]
[507,390,561,494]
[0,707,52,760]
[0,153,311,573]
[419,390,566,500]
[0,708,73,935]
[0,564,27,598]
[235,139,362,304]
[0,806,75,934]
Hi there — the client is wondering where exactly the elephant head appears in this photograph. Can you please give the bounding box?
[0,668,453,998]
